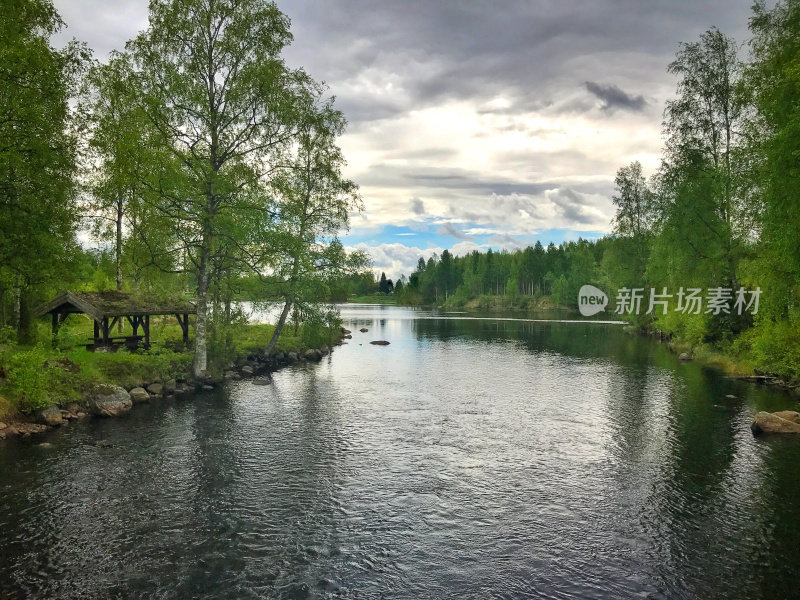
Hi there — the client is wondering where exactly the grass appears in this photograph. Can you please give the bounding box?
[664,338,757,377]
[0,312,341,417]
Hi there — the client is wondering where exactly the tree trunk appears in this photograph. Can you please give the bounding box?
[116,197,123,291]
[265,299,292,355]
[17,289,32,345]
[12,287,21,332]
[117,198,124,331]
[193,242,210,378]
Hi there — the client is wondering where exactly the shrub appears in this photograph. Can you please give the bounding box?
[0,326,17,345]
[5,345,60,411]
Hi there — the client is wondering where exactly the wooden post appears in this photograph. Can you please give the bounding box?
[102,317,110,346]
[144,314,150,348]
[93,319,100,346]
[51,312,59,347]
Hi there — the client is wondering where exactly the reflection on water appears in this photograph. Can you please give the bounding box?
[1,305,799,599]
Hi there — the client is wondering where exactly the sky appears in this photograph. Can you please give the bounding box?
[52,0,756,279]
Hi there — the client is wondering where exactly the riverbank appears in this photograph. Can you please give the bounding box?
[0,317,344,438]
[629,324,800,396]
[347,294,396,304]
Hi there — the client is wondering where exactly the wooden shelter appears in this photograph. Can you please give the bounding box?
[35,291,196,350]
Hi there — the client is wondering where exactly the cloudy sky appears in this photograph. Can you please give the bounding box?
[53,0,755,279]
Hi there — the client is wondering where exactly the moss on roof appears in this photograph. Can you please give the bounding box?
[35,290,197,320]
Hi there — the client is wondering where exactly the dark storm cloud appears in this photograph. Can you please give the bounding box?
[548,188,600,225]
[585,81,647,112]
[437,223,473,241]
[279,0,753,123]
[358,163,608,198]
[409,197,425,215]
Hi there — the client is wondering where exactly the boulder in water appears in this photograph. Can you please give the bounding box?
[37,405,63,426]
[146,382,163,396]
[772,410,800,423]
[129,387,150,404]
[678,352,691,361]
[89,386,132,417]
[370,340,390,346]
[752,411,800,435]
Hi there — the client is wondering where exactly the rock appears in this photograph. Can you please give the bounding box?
[37,405,63,426]
[319,345,329,356]
[146,382,163,396]
[95,439,113,448]
[76,412,87,419]
[65,402,82,414]
[341,328,351,335]
[38,442,53,448]
[343,334,352,339]
[240,365,255,376]
[370,340,390,346]
[725,394,737,399]
[129,387,150,404]
[253,376,272,386]
[359,328,369,333]
[752,411,800,435]
[88,386,132,417]
[304,349,320,361]
[773,410,800,423]
[678,352,691,361]
[165,379,177,394]
[223,370,241,380]
[0,421,7,430]
[287,351,299,363]
[201,385,214,391]
[15,423,49,436]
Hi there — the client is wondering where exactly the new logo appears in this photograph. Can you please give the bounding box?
[578,284,608,316]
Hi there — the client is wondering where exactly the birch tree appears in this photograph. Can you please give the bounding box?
[264,101,366,354]
[127,0,315,376]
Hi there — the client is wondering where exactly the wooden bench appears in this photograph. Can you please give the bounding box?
[85,335,147,351]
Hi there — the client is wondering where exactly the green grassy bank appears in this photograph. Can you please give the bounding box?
[0,315,340,422]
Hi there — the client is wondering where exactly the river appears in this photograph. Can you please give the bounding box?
[1,304,799,599]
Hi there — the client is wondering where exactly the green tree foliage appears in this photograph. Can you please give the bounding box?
[378,272,390,294]
[0,0,89,340]
[746,0,800,321]
[263,100,366,354]
[400,239,604,309]
[125,0,323,376]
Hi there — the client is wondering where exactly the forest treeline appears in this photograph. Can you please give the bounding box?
[0,0,367,377]
[397,2,800,379]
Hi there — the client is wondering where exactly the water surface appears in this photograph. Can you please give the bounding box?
[2,305,799,599]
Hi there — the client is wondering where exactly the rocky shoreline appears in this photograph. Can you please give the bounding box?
[0,337,341,442]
